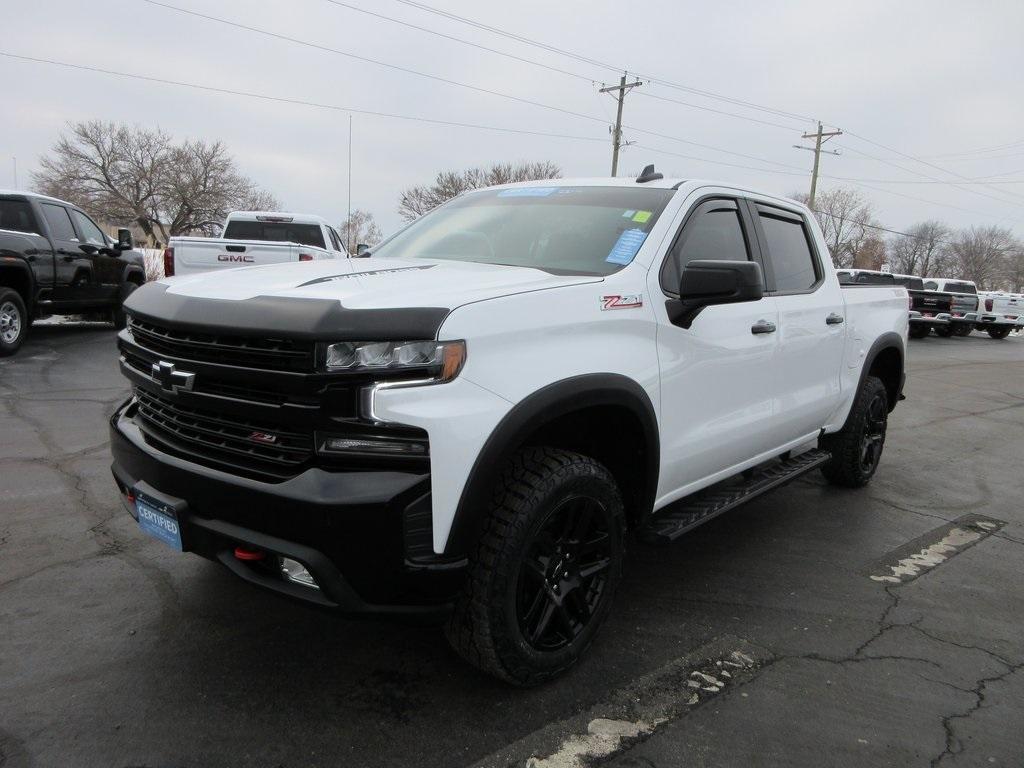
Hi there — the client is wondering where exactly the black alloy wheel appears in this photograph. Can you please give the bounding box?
[516,495,614,652]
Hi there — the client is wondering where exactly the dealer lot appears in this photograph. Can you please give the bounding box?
[1,326,1023,767]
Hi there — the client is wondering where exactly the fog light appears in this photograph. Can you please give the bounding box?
[319,436,427,456]
[279,557,319,589]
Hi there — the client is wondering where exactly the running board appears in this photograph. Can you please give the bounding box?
[641,449,831,545]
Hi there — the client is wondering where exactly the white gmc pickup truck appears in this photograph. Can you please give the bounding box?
[163,211,348,277]
[110,170,908,685]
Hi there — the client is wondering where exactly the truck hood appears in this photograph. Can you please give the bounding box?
[126,257,604,341]
[160,256,601,309]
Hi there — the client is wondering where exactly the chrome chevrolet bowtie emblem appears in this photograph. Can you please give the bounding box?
[151,360,195,393]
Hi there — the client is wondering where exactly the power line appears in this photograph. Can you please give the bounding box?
[0,51,610,143]
[391,0,816,123]
[919,139,1024,159]
[318,0,597,83]
[140,0,606,127]
[632,91,804,132]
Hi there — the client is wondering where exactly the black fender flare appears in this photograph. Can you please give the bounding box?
[123,265,146,286]
[444,373,660,557]
[848,331,905,423]
[0,256,38,310]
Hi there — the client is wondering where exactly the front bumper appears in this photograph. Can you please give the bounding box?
[109,399,463,615]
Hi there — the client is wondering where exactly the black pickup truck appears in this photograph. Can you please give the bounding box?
[837,270,954,339]
[0,191,145,356]
[893,274,955,338]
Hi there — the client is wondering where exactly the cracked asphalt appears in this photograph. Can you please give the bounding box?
[2,323,1023,768]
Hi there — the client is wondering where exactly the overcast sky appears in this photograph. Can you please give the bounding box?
[4,0,1024,238]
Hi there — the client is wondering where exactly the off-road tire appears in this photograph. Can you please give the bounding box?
[934,325,955,338]
[954,324,973,337]
[820,375,889,488]
[0,288,28,357]
[908,325,930,339]
[111,282,138,330]
[445,447,625,686]
[987,327,1011,340]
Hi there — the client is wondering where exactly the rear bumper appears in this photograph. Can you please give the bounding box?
[909,311,950,327]
[975,315,1024,328]
[109,399,463,616]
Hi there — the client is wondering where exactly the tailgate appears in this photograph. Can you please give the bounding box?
[912,291,952,315]
[171,238,301,275]
[991,295,1023,319]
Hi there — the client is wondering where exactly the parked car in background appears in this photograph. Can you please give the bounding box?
[163,212,348,278]
[976,291,1024,339]
[923,278,979,336]
[836,269,951,339]
[110,174,908,684]
[0,190,144,356]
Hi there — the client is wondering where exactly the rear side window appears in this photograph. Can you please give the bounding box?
[662,200,749,293]
[224,220,326,249]
[893,275,924,290]
[923,280,939,290]
[0,199,38,233]
[759,211,819,292]
[41,203,77,241]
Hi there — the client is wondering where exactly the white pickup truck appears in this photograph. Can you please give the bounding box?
[977,291,1024,338]
[110,170,907,685]
[163,211,348,277]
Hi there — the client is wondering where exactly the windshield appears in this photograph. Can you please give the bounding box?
[893,275,924,290]
[370,186,675,275]
[224,220,325,249]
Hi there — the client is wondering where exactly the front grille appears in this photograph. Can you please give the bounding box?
[129,317,315,372]
[134,388,314,477]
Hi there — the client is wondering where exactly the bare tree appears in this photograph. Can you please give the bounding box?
[792,187,878,269]
[947,226,1018,289]
[339,209,383,253]
[888,221,950,276]
[33,121,280,245]
[398,161,560,222]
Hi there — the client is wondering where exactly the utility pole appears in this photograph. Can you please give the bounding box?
[600,72,642,176]
[793,122,842,208]
[347,115,353,252]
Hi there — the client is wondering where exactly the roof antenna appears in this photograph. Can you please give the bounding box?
[636,164,663,183]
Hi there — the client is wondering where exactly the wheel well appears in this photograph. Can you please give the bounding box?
[868,346,902,408]
[523,405,651,529]
[0,266,32,312]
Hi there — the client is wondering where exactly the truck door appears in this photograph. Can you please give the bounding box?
[39,202,95,305]
[69,208,120,301]
[650,196,780,498]
[748,202,845,441]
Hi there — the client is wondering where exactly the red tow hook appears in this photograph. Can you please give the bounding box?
[234,546,266,562]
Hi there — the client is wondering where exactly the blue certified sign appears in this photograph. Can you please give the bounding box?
[606,228,648,265]
[136,493,183,551]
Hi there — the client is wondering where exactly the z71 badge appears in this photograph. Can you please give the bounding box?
[600,294,643,310]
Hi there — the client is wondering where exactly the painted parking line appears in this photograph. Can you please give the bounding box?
[471,637,769,768]
[866,514,1005,584]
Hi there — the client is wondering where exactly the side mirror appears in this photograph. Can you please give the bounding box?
[116,228,135,251]
[666,260,764,328]
[355,243,370,256]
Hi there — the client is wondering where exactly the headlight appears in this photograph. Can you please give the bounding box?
[323,339,465,381]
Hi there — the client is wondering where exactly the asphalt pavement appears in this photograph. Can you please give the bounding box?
[1,323,1022,768]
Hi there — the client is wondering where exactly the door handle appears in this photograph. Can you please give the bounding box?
[751,319,777,335]
[826,313,845,325]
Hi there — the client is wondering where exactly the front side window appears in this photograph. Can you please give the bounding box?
[371,186,674,276]
[924,280,939,290]
[661,201,750,293]
[70,209,106,245]
[328,227,343,251]
[759,212,819,292]
[0,199,38,233]
[41,203,77,241]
